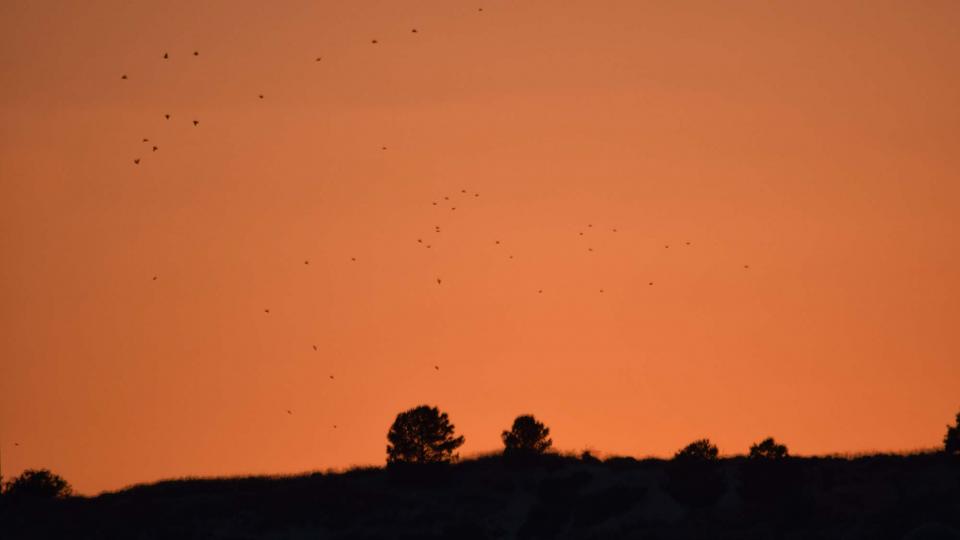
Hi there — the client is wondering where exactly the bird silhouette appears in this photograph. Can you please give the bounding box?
[578,232,584,236]
[417,239,423,243]
[152,276,158,280]
[665,244,670,248]
[411,28,418,33]
[434,365,439,370]
[538,289,543,293]
[133,158,140,165]
[193,51,199,56]
[451,207,456,211]
[351,257,357,262]
[304,260,310,264]
[599,289,605,293]
[588,247,594,252]
[193,120,199,126]
[258,94,264,99]
[142,138,149,142]
[431,201,437,206]
[152,146,158,152]
[588,224,593,228]
[286,410,292,415]
[313,345,318,351]
[508,255,514,259]
[648,282,654,286]
[443,196,449,200]
[461,189,467,194]
[121,74,127,80]
[329,375,335,380]
[495,240,500,244]
[164,114,171,120]
[315,57,322,62]
[333,424,338,429]
[612,228,618,232]
[474,193,480,197]
[381,146,387,150]
[743,264,750,269]
[686,241,691,245]
[371,39,378,44]
[436,278,442,285]
[163,52,168,59]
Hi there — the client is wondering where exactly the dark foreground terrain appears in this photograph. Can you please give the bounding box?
[2,452,959,540]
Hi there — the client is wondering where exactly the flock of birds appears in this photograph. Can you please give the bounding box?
[115,5,751,427]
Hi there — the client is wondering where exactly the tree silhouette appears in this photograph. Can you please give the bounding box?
[502,415,553,457]
[749,437,789,460]
[386,405,465,465]
[673,438,719,462]
[946,411,960,456]
[742,437,800,504]
[3,469,72,500]
[666,439,725,507]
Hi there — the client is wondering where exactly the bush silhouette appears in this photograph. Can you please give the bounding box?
[946,411,960,456]
[3,469,72,500]
[749,437,789,460]
[386,405,465,465]
[502,415,553,458]
[741,437,802,504]
[674,438,719,462]
[665,438,726,507]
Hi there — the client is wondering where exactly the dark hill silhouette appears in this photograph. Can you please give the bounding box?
[2,451,959,540]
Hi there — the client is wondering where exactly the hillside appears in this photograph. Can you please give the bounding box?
[2,453,959,540]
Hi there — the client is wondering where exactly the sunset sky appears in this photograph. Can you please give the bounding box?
[1,0,959,495]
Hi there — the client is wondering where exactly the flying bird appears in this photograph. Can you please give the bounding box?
[371,39,378,44]
[133,158,140,165]
[451,207,456,211]
[258,94,264,99]
[411,28,418,33]
[193,51,199,56]
[152,276,158,280]
[313,345,318,351]
[164,114,170,120]
[329,375,335,380]
[461,189,467,194]
[426,244,432,248]
[648,282,654,286]
[304,260,309,264]
[315,57,322,62]
[612,228,618,233]
[495,240,500,244]
[264,309,270,314]
[381,146,387,150]
[142,138,149,142]
[193,120,199,126]
[417,239,423,243]
[474,193,480,197]
[599,289,605,293]
[121,74,127,80]
[351,257,357,262]
[665,244,670,248]
[436,278,442,285]
[538,289,543,294]
[152,146,158,152]
[434,365,439,370]
[431,201,437,206]
[743,265,750,269]
[287,410,292,415]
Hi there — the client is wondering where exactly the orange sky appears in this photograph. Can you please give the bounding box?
[1,0,959,495]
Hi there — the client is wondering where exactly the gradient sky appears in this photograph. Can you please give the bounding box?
[1,0,959,495]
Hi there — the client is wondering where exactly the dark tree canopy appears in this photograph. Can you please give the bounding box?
[674,439,719,462]
[946,411,960,456]
[386,405,465,465]
[749,437,789,460]
[3,469,72,500]
[502,415,553,456]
